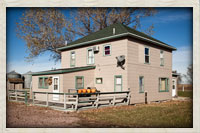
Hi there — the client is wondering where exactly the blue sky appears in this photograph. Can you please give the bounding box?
[7,7,192,81]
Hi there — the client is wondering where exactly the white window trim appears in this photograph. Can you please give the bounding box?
[87,47,95,65]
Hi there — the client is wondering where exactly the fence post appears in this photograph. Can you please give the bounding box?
[127,91,131,105]
[113,95,116,106]
[15,90,17,101]
[96,93,99,108]
[46,92,49,107]
[32,92,35,105]
[25,91,28,105]
[75,94,78,111]
[64,93,66,109]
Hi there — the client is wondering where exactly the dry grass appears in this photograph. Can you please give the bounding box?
[78,100,193,128]
[178,91,193,99]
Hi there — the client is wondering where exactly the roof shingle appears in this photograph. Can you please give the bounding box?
[58,23,176,51]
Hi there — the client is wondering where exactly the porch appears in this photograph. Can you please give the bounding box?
[8,89,131,111]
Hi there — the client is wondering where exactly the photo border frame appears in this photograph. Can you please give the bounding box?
[0,0,199,132]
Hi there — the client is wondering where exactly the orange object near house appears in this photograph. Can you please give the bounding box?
[82,89,87,93]
[87,89,91,93]
[91,88,96,93]
[78,89,82,94]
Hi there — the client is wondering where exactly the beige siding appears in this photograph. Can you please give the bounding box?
[127,39,172,104]
[32,70,94,102]
[61,39,128,92]
[32,74,63,102]
[63,69,94,92]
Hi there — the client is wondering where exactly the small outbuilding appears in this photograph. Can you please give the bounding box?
[7,70,24,90]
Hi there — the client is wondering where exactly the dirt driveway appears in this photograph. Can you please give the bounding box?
[7,102,81,128]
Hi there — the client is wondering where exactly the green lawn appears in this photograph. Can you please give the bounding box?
[78,101,192,128]
[178,91,193,99]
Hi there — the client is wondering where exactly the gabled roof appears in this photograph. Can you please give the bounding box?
[32,66,95,76]
[57,23,176,51]
[7,70,21,75]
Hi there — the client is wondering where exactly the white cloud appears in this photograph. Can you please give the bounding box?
[7,56,61,74]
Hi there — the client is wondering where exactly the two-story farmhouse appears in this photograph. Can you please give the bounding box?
[32,23,176,104]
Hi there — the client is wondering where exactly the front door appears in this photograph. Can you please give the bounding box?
[114,75,122,92]
[172,79,176,97]
[53,77,59,100]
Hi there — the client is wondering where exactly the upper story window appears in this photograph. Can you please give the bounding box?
[160,50,164,66]
[70,51,76,67]
[87,48,94,65]
[145,47,150,64]
[103,44,111,56]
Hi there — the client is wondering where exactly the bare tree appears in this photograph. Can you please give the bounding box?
[16,7,157,62]
[183,64,193,84]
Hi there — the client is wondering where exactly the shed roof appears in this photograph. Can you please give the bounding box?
[8,78,24,83]
[57,23,176,51]
[32,66,96,76]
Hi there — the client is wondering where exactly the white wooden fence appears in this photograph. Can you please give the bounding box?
[32,91,131,111]
[8,89,30,104]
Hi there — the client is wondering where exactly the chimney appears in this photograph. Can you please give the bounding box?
[65,41,68,45]
[113,28,115,35]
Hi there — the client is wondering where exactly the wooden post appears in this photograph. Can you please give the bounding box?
[15,90,17,101]
[25,91,28,105]
[46,92,49,107]
[113,95,116,106]
[96,93,99,108]
[145,91,147,104]
[64,93,66,109]
[75,94,78,111]
[32,92,35,105]
[127,91,131,105]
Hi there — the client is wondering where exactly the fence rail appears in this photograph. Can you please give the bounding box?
[32,90,131,111]
[8,89,30,104]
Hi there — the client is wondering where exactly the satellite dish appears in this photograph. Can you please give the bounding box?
[116,55,125,69]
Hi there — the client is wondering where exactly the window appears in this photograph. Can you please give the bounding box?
[103,45,111,56]
[53,78,58,90]
[70,51,75,67]
[87,48,94,64]
[39,77,43,88]
[114,75,122,92]
[75,76,84,89]
[160,50,164,66]
[145,47,150,63]
[159,78,169,92]
[38,77,49,89]
[139,76,144,93]
[96,78,103,84]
